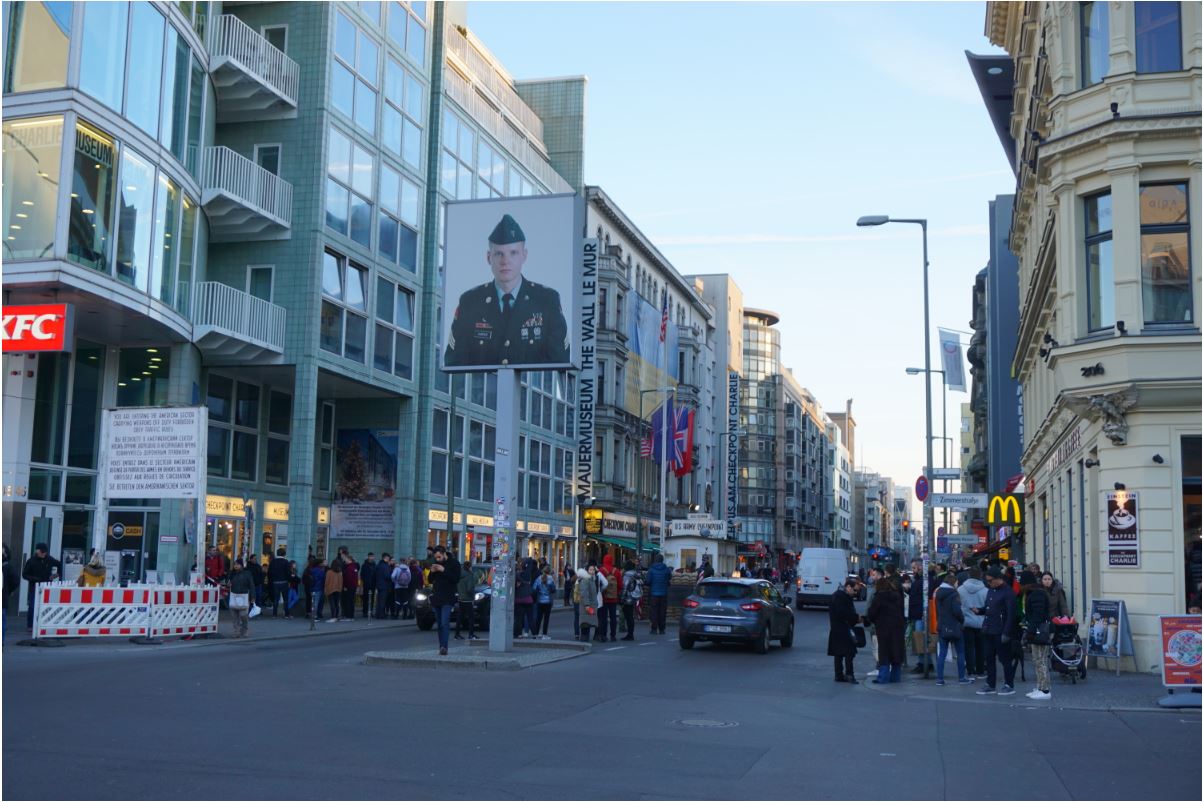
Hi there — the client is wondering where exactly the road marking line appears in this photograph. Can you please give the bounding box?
[605,646,625,651]
[639,642,656,646]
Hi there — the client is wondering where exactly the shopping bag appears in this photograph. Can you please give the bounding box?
[229,593,250,610]
[249,604,261,618]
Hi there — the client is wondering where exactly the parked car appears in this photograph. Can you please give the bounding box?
[794,548,850,609]
[412,565,492,631]
[679,578,794,653]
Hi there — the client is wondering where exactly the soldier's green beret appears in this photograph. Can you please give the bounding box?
[488,214,525,245]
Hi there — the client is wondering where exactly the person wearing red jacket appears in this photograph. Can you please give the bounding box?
[597,553,622,642]
[204,547,226,586]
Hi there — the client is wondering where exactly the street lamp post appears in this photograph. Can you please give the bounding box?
[858,214,933,677]
[637,388,674,568]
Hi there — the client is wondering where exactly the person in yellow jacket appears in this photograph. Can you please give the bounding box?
[77,552,106,587]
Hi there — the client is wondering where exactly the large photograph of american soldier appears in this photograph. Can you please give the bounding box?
[441,195,579,372]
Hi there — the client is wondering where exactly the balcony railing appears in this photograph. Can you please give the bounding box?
[209,14,299,108]
[200,146,292,239]
[193,282,286,354]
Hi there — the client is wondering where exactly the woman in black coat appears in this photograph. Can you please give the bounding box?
[828,578,862,683]
[866,574,906,684]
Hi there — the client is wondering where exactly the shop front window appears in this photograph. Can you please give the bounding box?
[1183,435,1201,611]
[68,121,117,273]
[2,115,63,261]
[3,1,72,93]
[116,347,170,407]
[115,149,155,292]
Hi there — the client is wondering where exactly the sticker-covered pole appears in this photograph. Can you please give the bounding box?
[489,368,520,652]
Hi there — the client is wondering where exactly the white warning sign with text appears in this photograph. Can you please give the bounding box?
[103,407,207,499]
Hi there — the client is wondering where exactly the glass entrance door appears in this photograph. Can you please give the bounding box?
[19,505,63,612]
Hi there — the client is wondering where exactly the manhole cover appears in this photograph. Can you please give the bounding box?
[674,718,738,729]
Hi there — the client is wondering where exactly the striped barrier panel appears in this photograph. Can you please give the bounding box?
[151,586,220,637]
[34,586,153,638]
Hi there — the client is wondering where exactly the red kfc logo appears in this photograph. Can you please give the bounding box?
[1,304,74,352]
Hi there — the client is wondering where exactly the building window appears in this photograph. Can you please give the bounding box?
[383,57,424,170]
[1135,2,1182,74]
[248,265,274,302]
[1079,2,1109,87]
[1084,192,1114,332]
[79,1,128,112]
[320,250,368,363]
[261,24,287,53]
[386,1,426,66]
[125,3,165,138]
[1140,183,1192,324]
[332,10,379,133]
[440,111,474,199]
[476,139,506,198]
[525,437,553,513]
[254,144,281,177]
[115,148,155,294]
[2,115,63,261]
[326,127,373,248]
[3,1,72,93]
[265,390,291,486]
[373,276,416,380]
[208,375,259,481]
[377,163,419,270]
[466,419,496,501]
[150,173,180,307]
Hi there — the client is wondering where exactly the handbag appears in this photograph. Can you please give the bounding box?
[1025,620,1051,645]
[852,625,867,648]
[229,593,250,610]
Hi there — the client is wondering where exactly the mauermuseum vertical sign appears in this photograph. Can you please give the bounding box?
[727,371,740,520]
[575,238,598,502]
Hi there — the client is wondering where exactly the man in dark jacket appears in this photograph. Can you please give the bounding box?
[427,546,461,655]
[360,553,377,618]
[828,578,862,683]
[21,543,61,630]
[934,573,971,685]
[374,554,394,620]
[228,559,256,638]
[646,554,672,635]
[267,547,292,618]
[908,559,933,674]
[976,567,1018,695]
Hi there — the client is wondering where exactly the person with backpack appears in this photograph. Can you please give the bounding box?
[374,554,394,619]
[934,572,972,686]
[533,566,557,639]
[513,560,535,639]
[392,558,413,619]
[620,560,642,641]
[597,554,621,642]
[454,560,477,640]
[958,568,988,678]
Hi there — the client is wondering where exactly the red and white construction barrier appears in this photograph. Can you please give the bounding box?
[34,585,153,638]
[33,583,219,640]
[150,586,219,637]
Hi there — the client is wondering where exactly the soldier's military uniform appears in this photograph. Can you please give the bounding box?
[443,213,570,368]
[444,278,569,367]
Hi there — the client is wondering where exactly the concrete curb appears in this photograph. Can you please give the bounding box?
[364,642,590,671]
[859,672,1194,714]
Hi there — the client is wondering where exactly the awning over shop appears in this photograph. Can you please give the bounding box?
[584,535,660,552]
[973,536,1010,557]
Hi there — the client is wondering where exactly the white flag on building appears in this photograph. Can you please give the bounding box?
[939,329,966,391]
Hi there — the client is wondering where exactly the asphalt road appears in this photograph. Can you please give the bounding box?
[3,607,1199,801]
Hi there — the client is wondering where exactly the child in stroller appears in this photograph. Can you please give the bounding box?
[1049,617,1087,683]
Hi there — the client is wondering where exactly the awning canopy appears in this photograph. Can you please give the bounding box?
[584,535,660,552]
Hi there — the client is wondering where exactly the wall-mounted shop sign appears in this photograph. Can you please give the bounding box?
[2,303,75,353]
[207,495,246,516]
[263,502,290,522]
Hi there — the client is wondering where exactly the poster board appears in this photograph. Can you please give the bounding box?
[1159,615,1202,688]
[1105,491,1140,567]
[1087,598,1136,675]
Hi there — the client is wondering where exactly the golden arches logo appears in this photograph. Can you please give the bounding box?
[987,494,1022,525]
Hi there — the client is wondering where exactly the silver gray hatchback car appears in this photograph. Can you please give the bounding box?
[679,578,794,653]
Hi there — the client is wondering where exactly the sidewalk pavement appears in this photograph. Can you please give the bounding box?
[2,602,575,652]
[861,659,1200,713]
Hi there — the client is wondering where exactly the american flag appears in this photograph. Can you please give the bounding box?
[659,289,668,343]
[639,435,653,458]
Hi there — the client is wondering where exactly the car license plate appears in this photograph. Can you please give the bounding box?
[704,625,732,633]
[803,583,819,589]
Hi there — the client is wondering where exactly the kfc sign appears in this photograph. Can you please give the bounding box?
[1,304,74,352]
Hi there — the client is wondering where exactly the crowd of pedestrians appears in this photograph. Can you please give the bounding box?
[834,557,1069,701]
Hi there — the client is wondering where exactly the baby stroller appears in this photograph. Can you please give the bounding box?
[1049,619,1087,683]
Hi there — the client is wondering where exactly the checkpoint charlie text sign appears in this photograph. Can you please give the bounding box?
[103,407,206,499]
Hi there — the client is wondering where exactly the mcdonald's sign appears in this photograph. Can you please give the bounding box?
[986,494,1023,526]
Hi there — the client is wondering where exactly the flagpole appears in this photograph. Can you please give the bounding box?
[659,368,670,556]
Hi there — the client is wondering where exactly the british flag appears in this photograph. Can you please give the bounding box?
[646,399,694,477]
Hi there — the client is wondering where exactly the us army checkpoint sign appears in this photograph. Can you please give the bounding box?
[441,194,583,373]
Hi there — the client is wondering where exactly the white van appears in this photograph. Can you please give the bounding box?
[795,548,850,609]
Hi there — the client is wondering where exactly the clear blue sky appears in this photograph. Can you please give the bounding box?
[470,1,1012,520]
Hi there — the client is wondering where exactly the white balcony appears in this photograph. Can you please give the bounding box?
[200,146,292,241]
[192,282,286,364]
[209,14,299,122]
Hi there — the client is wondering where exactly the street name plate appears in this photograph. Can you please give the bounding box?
[929,493,988,507]
[930,468,960,480]
[945,534,979,545]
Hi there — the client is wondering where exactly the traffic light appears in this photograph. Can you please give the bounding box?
[902,520,910,531]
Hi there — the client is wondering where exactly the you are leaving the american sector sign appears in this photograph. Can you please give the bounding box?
[103,407,207,499]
